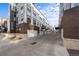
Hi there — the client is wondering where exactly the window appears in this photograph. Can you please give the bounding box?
[16,17,18,24]
[21,18,23,21]
[16,3,18,5]
[0,26,1,29]
[40,17,42,20]
[33,19,36,26]
[21,6,24,10]
[33,11,36,16]
[37,21,39,26]
[27,4,30,6]
[27,4,31,12]
[27,18,31,23]
[16,10,18,14]
[41,25,46,29]
[27,7,31,12]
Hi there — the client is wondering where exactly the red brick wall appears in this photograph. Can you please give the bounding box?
[16,23,35,33]
[61,7,79,39]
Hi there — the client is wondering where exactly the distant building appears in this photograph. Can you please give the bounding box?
[1,17,8,32]
[1,17,8,27]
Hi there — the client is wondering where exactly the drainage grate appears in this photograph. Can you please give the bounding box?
[30,42,37,45]
[18,37,22,39]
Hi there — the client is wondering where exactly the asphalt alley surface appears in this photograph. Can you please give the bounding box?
[0,32,69,56]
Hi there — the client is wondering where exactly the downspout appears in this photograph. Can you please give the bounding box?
[59,3,64,40]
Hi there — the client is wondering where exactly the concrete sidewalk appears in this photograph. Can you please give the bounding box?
[0,33,27,47]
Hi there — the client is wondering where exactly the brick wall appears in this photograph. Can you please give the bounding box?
[61,7,79,39]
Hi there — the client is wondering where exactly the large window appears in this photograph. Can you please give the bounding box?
[27,18,31,23]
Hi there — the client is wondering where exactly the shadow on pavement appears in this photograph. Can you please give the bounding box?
[67,49,79,56]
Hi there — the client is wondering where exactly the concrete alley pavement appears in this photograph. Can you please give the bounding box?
[0,32,69,56]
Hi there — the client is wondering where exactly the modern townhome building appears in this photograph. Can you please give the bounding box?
[60,3,79,50]
[15,3,52,37]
